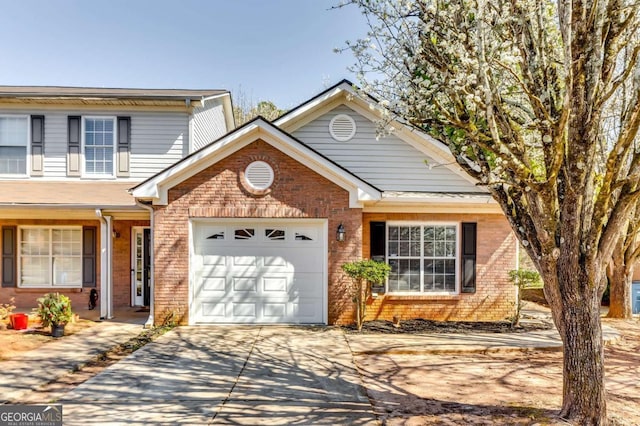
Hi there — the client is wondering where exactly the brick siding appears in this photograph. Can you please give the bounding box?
[362,213,517,322]
[0,219,102,312]
[152,140,362,325]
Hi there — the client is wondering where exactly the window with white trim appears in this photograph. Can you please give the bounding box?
[19,227,82,288]
[387,224,458,293]
[84,117,115,176]
[0,116,28,175]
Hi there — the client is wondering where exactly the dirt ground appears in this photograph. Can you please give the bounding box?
[0,316,96,360]
[354,316,640,425]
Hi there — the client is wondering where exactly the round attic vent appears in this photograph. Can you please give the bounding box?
[329,114,356,142]
[244,161,274,190]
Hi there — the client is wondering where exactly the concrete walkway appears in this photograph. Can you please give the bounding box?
[0,315,622,425]
[0,312,146,404]
[59,327,376,425]
[346,325,621,355]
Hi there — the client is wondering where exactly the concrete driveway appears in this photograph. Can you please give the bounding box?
[59,326,377,425]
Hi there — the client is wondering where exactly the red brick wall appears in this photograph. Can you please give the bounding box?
[362,213,517,322]
[0,219,102,312]
[153,140,362,325]
[112,220,150,307]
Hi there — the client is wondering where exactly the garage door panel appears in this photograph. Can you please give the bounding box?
[232,277,258,292]
[263,303,287,318]
[263,277,288,293]
[201,302,226,318]
[203,255,226,266]
[192,222,325,324]
[201,276,226,292]
[233,256,258,266]
[232,303,258,318]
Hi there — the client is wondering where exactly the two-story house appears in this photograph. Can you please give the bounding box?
[0,81,519,327]
[0,86,234,325]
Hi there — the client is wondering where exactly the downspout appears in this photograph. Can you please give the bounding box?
[136,200,155,329]
[95,209,113,320]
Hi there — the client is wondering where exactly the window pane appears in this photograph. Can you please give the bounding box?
[21,229,50,255]
[388,241,398,257]
[0,146,26,174]
[53,257,82,286]
[20,227,82,288]
[0,117,28,146]
[84,118,114,175]
[445,274,456,291]
[388,226,399,240]
[424,241,434,256]
[21,256,49,286]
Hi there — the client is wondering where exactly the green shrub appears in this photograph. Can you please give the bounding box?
[35,292,73,328]
[342,259,391,331]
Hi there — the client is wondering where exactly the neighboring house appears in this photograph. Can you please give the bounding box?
[0,86,234,325]
[132,80,518,326]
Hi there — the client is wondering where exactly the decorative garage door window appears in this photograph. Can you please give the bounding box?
[387,224,457,293]
[234,228,255,240]
[19,227,82,288]
[265,229,285,240]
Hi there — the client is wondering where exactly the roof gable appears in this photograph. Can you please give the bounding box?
[131,117,381,207]
[274,81,481,190]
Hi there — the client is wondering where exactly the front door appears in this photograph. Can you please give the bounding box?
[132,227,151,307]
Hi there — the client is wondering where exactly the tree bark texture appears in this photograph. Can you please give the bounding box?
[544,261,607,424]
[607,262,633,318]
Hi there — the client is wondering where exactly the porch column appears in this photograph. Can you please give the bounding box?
[96,210,114,319]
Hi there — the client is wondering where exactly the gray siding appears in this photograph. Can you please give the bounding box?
[0,108,189,180]
[191,98,228,152]
[292,105,479,192]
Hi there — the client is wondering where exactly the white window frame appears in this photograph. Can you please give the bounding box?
[82,116,116,178]
[0,114,30,177]
[385,221,460,295]
[17,226,83,289]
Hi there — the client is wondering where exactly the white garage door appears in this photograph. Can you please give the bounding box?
[190,220,327,324]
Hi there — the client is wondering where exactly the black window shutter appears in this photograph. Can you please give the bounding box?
[30,115,45,176]
[116,116,130,177]
[2,226,16,288]
[82,226,97,288]
[67,116,81,176]
[370,221,386,262]
[461,222,477,293]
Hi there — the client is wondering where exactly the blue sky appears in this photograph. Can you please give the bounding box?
[0,0,369,109]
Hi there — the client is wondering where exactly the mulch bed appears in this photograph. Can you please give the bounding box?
[342,318,554,334]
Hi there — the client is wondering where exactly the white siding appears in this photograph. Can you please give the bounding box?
[292,105,479,193]
[0,108,189,180]
[191,98,228,152]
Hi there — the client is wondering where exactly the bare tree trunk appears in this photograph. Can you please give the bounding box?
[545,262,607,424]
[607,262,633,318]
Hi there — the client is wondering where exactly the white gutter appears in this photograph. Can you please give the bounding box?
[136,200,155,329]
[95,209,113,320]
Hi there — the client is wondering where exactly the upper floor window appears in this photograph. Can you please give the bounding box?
[84,117,115,176]
[0,116,28,175]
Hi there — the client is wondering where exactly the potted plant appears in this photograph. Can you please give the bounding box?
[35,293,73,337]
